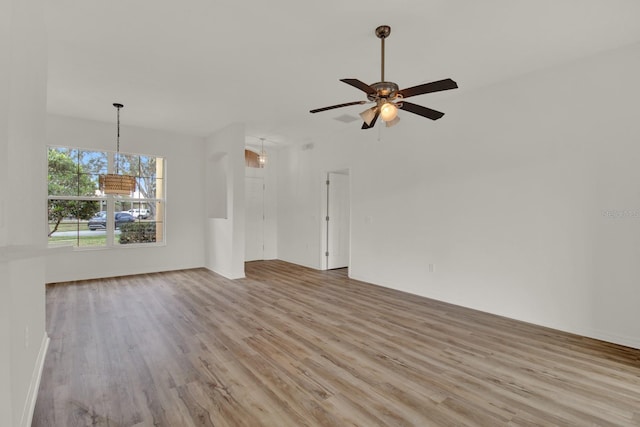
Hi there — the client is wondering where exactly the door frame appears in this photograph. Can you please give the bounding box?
[321,169,351,270]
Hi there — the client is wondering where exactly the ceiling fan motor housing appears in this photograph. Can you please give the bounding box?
[368,81,400,102]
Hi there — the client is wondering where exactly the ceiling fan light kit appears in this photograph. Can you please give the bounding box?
[310,25,458,129]
[359,106,377,126]
[380,102,398,122]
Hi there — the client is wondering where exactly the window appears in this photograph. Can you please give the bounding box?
[245,149,260,168]
[47,146,165,248]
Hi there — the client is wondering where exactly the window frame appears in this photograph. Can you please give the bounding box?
[47,145,166,250]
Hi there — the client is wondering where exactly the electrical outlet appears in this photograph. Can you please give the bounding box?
[25,325,29,348]
[428,264,435,273]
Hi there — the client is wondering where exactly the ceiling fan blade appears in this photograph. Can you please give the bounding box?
[399,101,445,120]
[361,110,380,129]
[310,100,367,113]
[340,78,376,95]
[398,78,458,99]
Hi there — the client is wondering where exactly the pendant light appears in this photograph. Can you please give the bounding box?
[258,138,267,167]
[99,103,136,195]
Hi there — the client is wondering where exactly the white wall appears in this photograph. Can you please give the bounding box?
[1,0,49,425]
[277,42,640,349]
[45,115,206,282]
[278,143,328,268]
[204,123,246,279]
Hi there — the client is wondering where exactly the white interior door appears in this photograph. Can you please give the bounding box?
[245,176,264,261]
[327,172,350,269]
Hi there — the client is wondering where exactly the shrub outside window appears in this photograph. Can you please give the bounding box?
[47,146,165,248]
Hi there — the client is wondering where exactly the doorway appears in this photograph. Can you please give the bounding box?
[325,171,350,270]
[245,174,264,261]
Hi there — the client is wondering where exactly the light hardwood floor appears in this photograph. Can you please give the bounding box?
[33,261,640,426]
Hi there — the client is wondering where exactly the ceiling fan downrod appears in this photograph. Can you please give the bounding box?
[368,25,398,103]
[376,25,391,82]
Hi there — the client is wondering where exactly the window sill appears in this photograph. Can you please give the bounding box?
[47,242,167,252]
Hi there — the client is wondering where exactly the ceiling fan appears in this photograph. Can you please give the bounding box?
[310,25,458,129]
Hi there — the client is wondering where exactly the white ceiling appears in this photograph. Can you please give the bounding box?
[46,0,640,147]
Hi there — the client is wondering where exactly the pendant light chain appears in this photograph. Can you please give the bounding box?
[114,103,123,174]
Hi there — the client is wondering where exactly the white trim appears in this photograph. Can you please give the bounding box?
[20,333,49,427]
[205,266,245,280]
[588,329,640,350]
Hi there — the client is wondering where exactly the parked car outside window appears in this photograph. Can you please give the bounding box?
[128,208,150,219]
[88,211,135,230]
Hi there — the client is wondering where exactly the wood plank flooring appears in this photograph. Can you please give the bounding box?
[33,260,640,426]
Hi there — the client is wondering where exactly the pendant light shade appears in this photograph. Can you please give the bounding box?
[99,174,136,195]
[100,103,136,195]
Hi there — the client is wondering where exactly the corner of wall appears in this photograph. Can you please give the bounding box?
[20,333,49,427]
[204,123,246,278]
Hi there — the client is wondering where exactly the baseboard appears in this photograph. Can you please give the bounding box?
[20,333,49,427]
[205,266,245,280]
[588,329,640,350]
